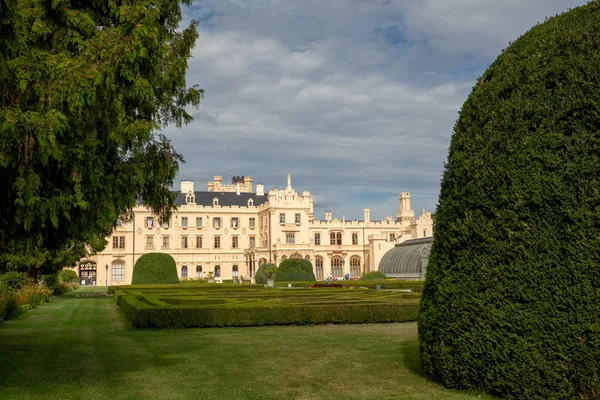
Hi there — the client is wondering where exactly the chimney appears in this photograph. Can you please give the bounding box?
[236,182,240,195]
[364,208,370,223]
[287,174,292,190]
[180,180,194,194]
[325,210,332,221]
[256,183,264,196]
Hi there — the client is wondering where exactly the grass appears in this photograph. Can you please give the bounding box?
[0,287,495,400]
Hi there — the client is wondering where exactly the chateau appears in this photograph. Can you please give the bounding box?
[75,174,433,286]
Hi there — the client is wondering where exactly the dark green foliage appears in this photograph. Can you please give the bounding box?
[132,253,179,285]
[255,263,277,284]
[360,271,387,280]
[274,259,315,282]
[419,3,600,399]
[112,286,420,328]
[58,270,79,283]
[0,271,31,293]
[0,1,202,275]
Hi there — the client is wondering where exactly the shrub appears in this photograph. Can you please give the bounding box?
[132,253,179,285]
[16,285,53,309]
[40,274,59,295]
[255,263,277,284]
[0,272,32,293]
[360,271,387,280]
[274,259,315,282]
[58,269,79,283]
[0,295,7,322]
[4,295,20,319]
[419,3,600,399]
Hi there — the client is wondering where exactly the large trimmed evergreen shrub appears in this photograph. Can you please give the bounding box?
[419,3,600,399]
[274,259,315,282]
[132,253,179,285]
[255,263,277,284]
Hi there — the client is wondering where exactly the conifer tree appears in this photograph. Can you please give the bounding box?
[0,1,202,274]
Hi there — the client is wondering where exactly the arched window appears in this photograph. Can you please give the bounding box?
[331,256,343,278]
[112,260,125,283]
[291,253,302,259]
[213,197,219,207]
[232,265,239,277]
[350,256,361,278]
[305,255,310,261]
[181,265,188,278]
[280,255,287,263]
[315,257,324,279]
[186,191,195,204]
[196,265,203,278]
[214,265,221,277]
[259,258,267,267]
[248,198,254,207]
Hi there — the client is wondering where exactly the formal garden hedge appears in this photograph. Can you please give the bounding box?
[110,285,420,329]
[255,263,277,284]
[419,3,600,399]
[132,253,179,285]
[274,258,315,282]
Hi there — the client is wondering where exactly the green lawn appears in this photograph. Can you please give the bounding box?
[0,287,494,400]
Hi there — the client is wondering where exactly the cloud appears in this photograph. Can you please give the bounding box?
[168,0,588,220]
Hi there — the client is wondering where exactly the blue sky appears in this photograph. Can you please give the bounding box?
[165,0,588,220]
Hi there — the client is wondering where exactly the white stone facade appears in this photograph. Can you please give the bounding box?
[74,174,433,286]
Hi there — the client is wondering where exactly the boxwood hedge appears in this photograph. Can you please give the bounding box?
[419,3,600,399]
[274,259,315,282]
[131,253,179,285]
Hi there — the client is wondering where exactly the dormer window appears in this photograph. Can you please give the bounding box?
[213,197,219,207]
[186,191,195,204]
[248,198,254,206]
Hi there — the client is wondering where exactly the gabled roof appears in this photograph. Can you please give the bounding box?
[174,191,269,207]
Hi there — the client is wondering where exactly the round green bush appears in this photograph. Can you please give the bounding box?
[360,271,386,280]
[58,269,79,283]
[255,263,277,284]
[0,272,31,293]
[419,3,600,399]
[274,259,315,282]
[132,253,179,285]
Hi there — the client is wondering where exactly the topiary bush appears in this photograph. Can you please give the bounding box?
[274,259,315,282]
[360,271,387,280]
[419,3,600,399]
[58,269,79,283]
[255,263,277,284]
[132,253,179,285]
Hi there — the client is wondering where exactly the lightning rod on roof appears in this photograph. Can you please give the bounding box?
[228,141,231,184]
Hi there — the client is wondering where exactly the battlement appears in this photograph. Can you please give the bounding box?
[208,175,253,193]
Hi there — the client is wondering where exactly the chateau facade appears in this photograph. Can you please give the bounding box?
[75,174,433,286]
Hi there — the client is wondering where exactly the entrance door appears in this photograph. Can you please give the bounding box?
[79,261,97,286]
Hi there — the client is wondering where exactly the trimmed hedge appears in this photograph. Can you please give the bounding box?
[419,3,600,399]
[113,286,420,328]
[58,269,79,283]
[132,253,179,285]
[274,280,423,291]
[274,259,315,282]
[360,271,387,280]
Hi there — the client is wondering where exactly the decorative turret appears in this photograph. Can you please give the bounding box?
[396,192,415,221]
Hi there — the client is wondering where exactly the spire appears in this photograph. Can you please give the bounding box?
[228,142,231,184]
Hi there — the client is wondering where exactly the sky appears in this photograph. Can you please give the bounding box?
[165,0,588,221]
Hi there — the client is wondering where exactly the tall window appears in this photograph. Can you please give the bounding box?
[196,236,202,248]
[162,236,170,249]
[315,257,323,279]
[232,236,239,249]
[352,233,358,245]
[214,217,221,228]
[279,213,285,223]
[331,257,343,278]
[146,236,154,250]
[113,236,125,249]
[214,236,221,248]
[350,256,361,278]
[249,237,255,248]
[286,233,295,244]
[390,233,396,241]
[162,219,170,228]
[181,217,188,227]
[181,265,188,278]
[196,217,202,227]
[214,265,221,277]
[196,265,203,278]
[181,236,188,249]
[423,230,427,237]
[249,218,256,228]
[112,261,125,283]
[231,218,239,228]
[232,265,239,278]
[330,232,342,245]
[295,213,301,223]
[314,233,321,246]
[146,217,153,228]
